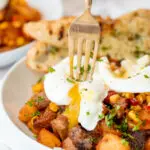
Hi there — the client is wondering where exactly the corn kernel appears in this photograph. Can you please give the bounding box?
[122,92,134,99]
[16,37,25,46]
[12,21,21,28]
[110,94,120,104]
[31,116,38,126]
[49,103,59,112]
[136,94,146,104]
[32,82,43,93]
[128,110,140,123]
[0,22,8,30]
[146,96,150,104]
[131,105,142,111]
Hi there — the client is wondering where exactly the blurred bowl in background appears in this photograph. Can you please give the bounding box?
[0,42,33,68]
[0,0,63,68]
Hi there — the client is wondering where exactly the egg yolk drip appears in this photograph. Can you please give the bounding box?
[63,84,81,129]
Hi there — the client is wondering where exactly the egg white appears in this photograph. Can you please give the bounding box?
[99,56,150,93]
[44,56,108,131]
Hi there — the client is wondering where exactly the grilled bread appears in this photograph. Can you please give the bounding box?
[25,9,150,72]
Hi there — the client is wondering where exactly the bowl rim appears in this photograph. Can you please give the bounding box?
[0,42,34,54]
[0,57,52,150]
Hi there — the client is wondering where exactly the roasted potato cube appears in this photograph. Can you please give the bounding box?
[19,104,37,122]
[96,134,130,150]
[38,128,61,148]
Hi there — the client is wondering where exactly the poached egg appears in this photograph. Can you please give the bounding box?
[44,56,108,131]
[44,55,150,131]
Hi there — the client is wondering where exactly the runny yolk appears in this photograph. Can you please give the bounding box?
[63,84,81,129]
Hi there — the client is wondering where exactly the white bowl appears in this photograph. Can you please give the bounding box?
[0,0,63,68]
[1,57,62,150]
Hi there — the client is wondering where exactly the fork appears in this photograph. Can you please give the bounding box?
[68,0,100,81]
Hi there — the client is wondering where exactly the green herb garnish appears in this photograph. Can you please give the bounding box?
[32,111,41,117]
[50,47,58,54]
[26,101,33,107]
[87,64,91,72]
[105,107,118,128]
[48,67,55,73]
[97,58,103,62]
[33,135,38,139]
[37,76,45,83]
[89,137,98,143]
[135,34,141,40]
[98,113,105,120]
[101,46,111,51]
[144,74,150,79]
[35,96,44,103]
[121,139,129,146]
[66,78,75,84]
[86,111,90,116]
[116,118,128,132]
[90,52,93,58]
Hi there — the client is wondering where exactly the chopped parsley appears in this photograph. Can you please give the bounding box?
[90,52,93,58]
[121,139,129,146]
[80,66,84,75]
[48,67,55,73]
[116,118,128,132]
[89,137,98,143]
[50,47,58,54]
[135,34,141,40]
[37,76,45,83]
[32,111,41,117]
[87,64,91,72]
[83,88,88,91]
[35,96,44,103]
[97,58,103,62]
[26,101,33,107]
[73,66,77,70]
[66,78,75,84]
[122,132,134,139]
[86,111,90,116]
[135,45,140,51]
[101,46,111,51]
[144,74,150,79]
[33,135,38,139]
[98,113,105,120]
[105,106,118,128]
[132,121,142,131]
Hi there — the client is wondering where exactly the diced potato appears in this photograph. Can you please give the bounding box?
[19,104,37,122]
[38,128,61,148]
[96,134,130,150]
[32,82,43,93]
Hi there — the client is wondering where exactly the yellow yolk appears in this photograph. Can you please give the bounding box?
[63,84,81,129]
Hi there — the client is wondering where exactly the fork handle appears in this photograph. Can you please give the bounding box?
[85,0,92,10]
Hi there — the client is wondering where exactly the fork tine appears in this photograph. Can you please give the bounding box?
[76,38,84,80]
[83,40,92,80]
[90,40,99,79]
[68,36,75,78]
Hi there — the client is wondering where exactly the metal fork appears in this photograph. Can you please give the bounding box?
[68,0,100,81]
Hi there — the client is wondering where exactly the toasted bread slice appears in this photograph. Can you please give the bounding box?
[26,42,68,72]
[24,9,150,60]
